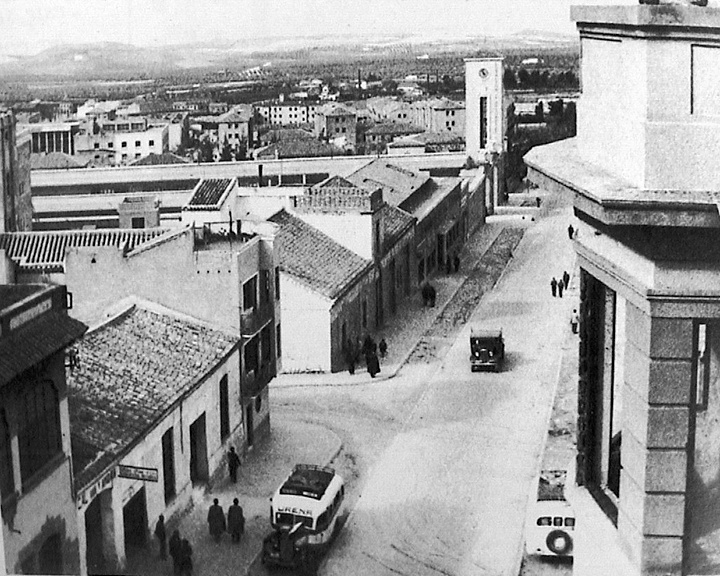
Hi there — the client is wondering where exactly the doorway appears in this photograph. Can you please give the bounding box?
[189,413,208,483]
[122,487,147,550]
[85,496,105,574]
[245,403,254,448]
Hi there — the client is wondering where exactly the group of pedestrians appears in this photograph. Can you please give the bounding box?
[344,335,387,377]
[154,515,193,576]
[550,270,571,298]
[208,497,246,543]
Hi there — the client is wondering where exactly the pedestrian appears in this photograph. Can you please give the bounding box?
[378,338,388,359]
[207,498,226,542]
[227,498,245,543]
[169,530,182,575]
[536,197,541,208]
[563,270,570,290]
[446,257,452,274]
[154,515,167,560]
[366,350,381,378]
[571,309,579,334]
[429,283,436,307]
[179,538,193,576]
[551,277,558,297]
[453,254,460,273]
[421,282,431,307]
[227,446,241,483]
[568,224,574,240]
[345,338,356,375]
[558,279,564,298]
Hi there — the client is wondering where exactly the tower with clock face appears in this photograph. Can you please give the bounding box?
[464,57,505,162]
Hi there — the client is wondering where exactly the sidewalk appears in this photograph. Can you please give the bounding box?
[272,214,532,389]
[126,418,342,576]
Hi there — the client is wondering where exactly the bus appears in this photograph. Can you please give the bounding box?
[269,464,345,549]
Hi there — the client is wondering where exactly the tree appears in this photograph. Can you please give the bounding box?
[535,101,545,123]
[517,67,530,87]
[198,138,214,163]
[503,68,517,89]
[220,137,233,162]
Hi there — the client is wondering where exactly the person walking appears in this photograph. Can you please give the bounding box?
[366,350,381,378]
[378,338,388,359]
[154,515,167,560]
[227,498,245,543]
[453,254,461,273]
[345,338,356,375]
[571,309,580,334]
[562,270,570,290]
[227,446,241,484]
[568,224,574,239]
[429,283,437,307]
[179,539,193,576]
[558,278,564,298]
[208,498,226,542]
[169,530,182,575]
[550,277,558,297]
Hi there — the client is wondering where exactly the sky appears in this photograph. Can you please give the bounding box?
[0,0,637,55]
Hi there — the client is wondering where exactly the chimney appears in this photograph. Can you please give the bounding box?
[258,164,264,187]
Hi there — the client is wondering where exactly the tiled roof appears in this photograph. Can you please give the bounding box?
[31,152,85,170]
[0,229,173,273]
[318,103,356,117]
[218,108,251,123]
[130,152,189,166]
[267,210,372,299]
[315,175,371,193]
[1,310,87,386]
[185,178,233,210]
[255,140,342,160]
[379,204,415,254]
[68,305,239,492]
[364,122,423,136]
[347,159,429,206]
[0,284,45,309]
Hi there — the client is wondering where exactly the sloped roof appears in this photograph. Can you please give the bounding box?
[315,175,371,192]
[255,140,342,160]
[0,228,173,273]
[218,108,251,123]
[267,210,372,300]
[379,204,415,254]
[318,103,356,117]
[68,304,239,492]
[31,152,85,170]
[364,122,423,136]
[347,159,429,206]
[185,178,233,210]
[130,152,189,166]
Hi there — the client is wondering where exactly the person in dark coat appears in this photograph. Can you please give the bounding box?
[421,282,432,307]
[344,338,356,374]
[446,257,452,274]
[378,338,388,359]
[179,539,193,576]
[551,277,558,297]
[558,279,564,298]
[453,254,460,273]
[154,515,167,560]
[366,351,381,377]
[208,498,226,542]
[563,270,570,290]
[169,530,182,575]
[227,498,245,543]
[227,446,241,483]
[568,224,574,239]
[429,284,436,307]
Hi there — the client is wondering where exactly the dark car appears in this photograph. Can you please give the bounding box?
[261,524,308,570]
[470,328,505,372]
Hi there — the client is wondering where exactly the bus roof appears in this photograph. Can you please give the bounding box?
[470,328,502,339]
[279,464,337,500]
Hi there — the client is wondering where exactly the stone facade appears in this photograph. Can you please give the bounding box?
[525,4,720,575]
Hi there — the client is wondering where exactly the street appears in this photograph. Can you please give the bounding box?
[267,192,578,576]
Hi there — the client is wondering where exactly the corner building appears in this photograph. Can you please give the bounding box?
[525,5,720,576]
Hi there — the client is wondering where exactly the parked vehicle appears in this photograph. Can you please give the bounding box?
[261,522,309,569]
[470,328,505,372]
[525,470,575,558]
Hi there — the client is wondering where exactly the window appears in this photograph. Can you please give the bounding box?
[121,141,127,148]
[537,517,551,526]
[108,142,113,148]
[122,153,128,160]
[149,139,155,146]
[0,409,13,499]
[135,153,141,158]
[479,96,488,149]
[162,428,175,503]
[18,379,62,483]
[135,140,141,147]
[696,322,710,410]
[94,142,99,149]
[219,375,230,439]
[243,276,257,310]
[131,217,144,229]
[244,337,259,374]
[260,270,271,306]
[261,325,272,367]
[275,267,280,300]
[276,324,282,358]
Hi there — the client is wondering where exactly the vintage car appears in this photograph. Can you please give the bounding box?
[261,523,309,569]
[469,328,505,372]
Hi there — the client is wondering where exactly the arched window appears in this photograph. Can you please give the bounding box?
[18,379,62,483]
[0,408,14,499]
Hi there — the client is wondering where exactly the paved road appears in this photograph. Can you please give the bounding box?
[319,195,577,576]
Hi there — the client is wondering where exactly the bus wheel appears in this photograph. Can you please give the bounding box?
[546,530,573,556]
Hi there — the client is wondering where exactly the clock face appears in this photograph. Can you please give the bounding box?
[479,68,489,78]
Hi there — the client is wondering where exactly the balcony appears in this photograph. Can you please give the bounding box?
[243,362,276,398]
[240,301,274,337]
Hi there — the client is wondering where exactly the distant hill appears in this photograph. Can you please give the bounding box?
[0,31,578,81]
